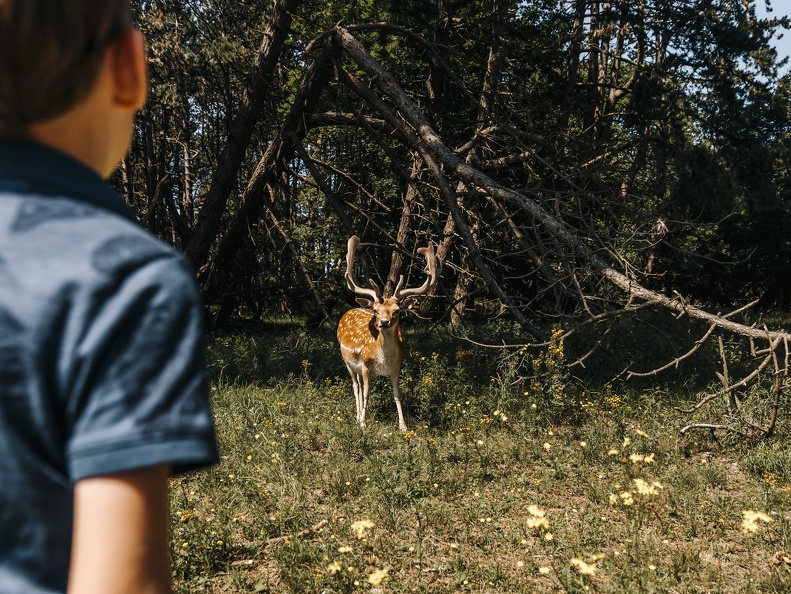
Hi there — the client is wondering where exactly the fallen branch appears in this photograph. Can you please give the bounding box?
[324,26,790,440]
[265,519,329,547]
[330,25,791,344]
[626,322,718,380]
[677,423,750,438]
[232,518,330,565]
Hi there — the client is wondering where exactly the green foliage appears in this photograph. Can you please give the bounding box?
[171,324,791,592]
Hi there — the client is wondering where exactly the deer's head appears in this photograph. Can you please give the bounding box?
[343,235,441,332]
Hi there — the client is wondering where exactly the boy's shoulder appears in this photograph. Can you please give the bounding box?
[0,141,138,223]
[0,190,189,290]
[0,141,190,285]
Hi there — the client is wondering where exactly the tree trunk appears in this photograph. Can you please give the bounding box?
[331,24,791,345]
[384,157,422,297]
[199,41,340,298]
[184,0,301,272]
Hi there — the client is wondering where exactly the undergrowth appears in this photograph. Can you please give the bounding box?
[169,320,791,592]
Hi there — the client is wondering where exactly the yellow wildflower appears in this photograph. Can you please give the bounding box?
[570,558,597,575]
[368,568,389,586]
[742,510,773,534]
[350,519,375,539]
[633,478,663,496]
[526,505,550,529]
[527,504,546,517]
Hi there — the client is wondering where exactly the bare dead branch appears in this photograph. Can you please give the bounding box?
[764,339,786,437]
[678,423,751,438]
[331,25,791,345]
[626,323,718,380]
[231,519,329,556]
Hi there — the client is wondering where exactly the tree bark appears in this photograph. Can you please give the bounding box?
[184,0,301,272]
[384,158,422,297]
[199,41,340,297]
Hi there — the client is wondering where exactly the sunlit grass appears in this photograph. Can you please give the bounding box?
[170,323,791,592]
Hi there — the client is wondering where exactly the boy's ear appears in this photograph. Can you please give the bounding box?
[110,29,147,111]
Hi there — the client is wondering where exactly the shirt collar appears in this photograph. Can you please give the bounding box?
[0,140,138,224]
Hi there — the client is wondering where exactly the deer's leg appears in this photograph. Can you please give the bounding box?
[345,364,364,425]
[356,375,364,424]
[359,367,370,429]
[391,374,407,432]
[355,372,365,425]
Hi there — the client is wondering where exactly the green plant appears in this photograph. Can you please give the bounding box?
[169,323,791,593]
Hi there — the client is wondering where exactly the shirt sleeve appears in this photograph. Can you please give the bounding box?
[65,251,219,482]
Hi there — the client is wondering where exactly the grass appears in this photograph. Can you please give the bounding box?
[169,319,791,592]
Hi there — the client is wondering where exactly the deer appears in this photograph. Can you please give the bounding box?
[337,235,441,432]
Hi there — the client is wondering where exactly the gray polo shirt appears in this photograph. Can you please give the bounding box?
[0,141,219,593]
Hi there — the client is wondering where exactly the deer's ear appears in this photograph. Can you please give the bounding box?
[356,298,374,308]
[401,296,420,310]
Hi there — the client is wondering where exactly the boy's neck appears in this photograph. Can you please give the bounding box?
[23,29,145,180]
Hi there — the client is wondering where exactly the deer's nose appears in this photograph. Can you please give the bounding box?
[379,318,392,328]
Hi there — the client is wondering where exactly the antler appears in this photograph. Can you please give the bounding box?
[394,241,442,299]
[344,235,381,302]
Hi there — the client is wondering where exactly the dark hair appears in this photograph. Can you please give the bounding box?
[0,0,132,137]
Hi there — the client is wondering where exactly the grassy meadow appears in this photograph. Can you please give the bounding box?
[169,319,791,593]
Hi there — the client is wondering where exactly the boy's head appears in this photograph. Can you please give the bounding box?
[0,0,146,177]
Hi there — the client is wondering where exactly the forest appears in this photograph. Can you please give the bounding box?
[119,2,791,590]
[123,0,791,430]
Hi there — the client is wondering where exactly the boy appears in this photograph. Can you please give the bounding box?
[0,2,219,593]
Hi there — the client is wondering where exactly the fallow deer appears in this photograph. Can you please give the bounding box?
[337,235,441,431]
